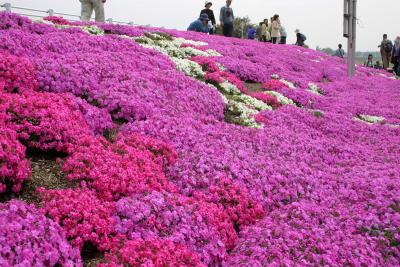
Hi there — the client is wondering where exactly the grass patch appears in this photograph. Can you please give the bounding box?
[0,149,78,205]
[245,81,264,93]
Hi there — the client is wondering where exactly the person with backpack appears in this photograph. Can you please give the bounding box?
[295,29,306,47]
[80,0,106,22]
[187,14,210,33]
[200,1,216,34]
[334,44,345,58]
[379,34,393,70]
[391,37,400,76]
[220,0,234,37]
[271,15,281,44]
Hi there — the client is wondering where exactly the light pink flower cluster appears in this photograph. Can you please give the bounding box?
[249,92,281,109]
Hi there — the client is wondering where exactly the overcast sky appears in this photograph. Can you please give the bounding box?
[4,0,399,51]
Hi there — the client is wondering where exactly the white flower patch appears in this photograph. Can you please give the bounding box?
[355,114,385,124]
[34,19,55,25]
[171,58,204,79]
[133,34,219,59]
[81,25,104,35]
[126,33,263,128]
[206,49,222,57]
[173,37,208,47]
[203,83,229,105]
[227,101,262,128]
[270,74,296,89]
[231,95,272,111]
[264,91,295,106]
[307,83,324,96]
[180,46,210,57]
[216,63,226,71]
[388,124,400,128]
[218,92,229,105]
[280,79,296,89]
[227,101,258,116]
[377,73,397,80]
[219,81,241,95]
[54,24,72,30]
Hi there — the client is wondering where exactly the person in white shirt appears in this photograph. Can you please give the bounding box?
[80,0,106,22]
[271,14,281,44]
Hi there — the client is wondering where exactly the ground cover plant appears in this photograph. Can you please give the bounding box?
[0,12,399,266]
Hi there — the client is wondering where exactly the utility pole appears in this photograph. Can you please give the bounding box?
[344,0,357,77]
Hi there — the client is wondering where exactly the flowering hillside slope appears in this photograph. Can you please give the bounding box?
[0,13,399,266]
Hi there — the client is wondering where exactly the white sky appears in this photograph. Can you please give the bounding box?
[3,0,399,51]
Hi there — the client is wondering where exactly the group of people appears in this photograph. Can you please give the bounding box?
[363,34,400,76]
[188,0,234,37]
[188,1,307,47]
[251,18,306,47]
[79,1,399,77]
[251,16,288,45]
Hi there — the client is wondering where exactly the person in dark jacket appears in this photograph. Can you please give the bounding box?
[295,29,306,47]
[200,1,216,34]
[187,14,210,33]
[392,36,400,76]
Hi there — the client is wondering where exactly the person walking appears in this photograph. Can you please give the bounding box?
[271,15,281,44]
[200,1,216,34]
[80,0,106,22]
[334,44,345,58]
[295,29,307,47]
[379,34,393,70]
[220,0,234,37]
[187,14,210,33]
[279,25,287,44]
[392,37,400,76]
